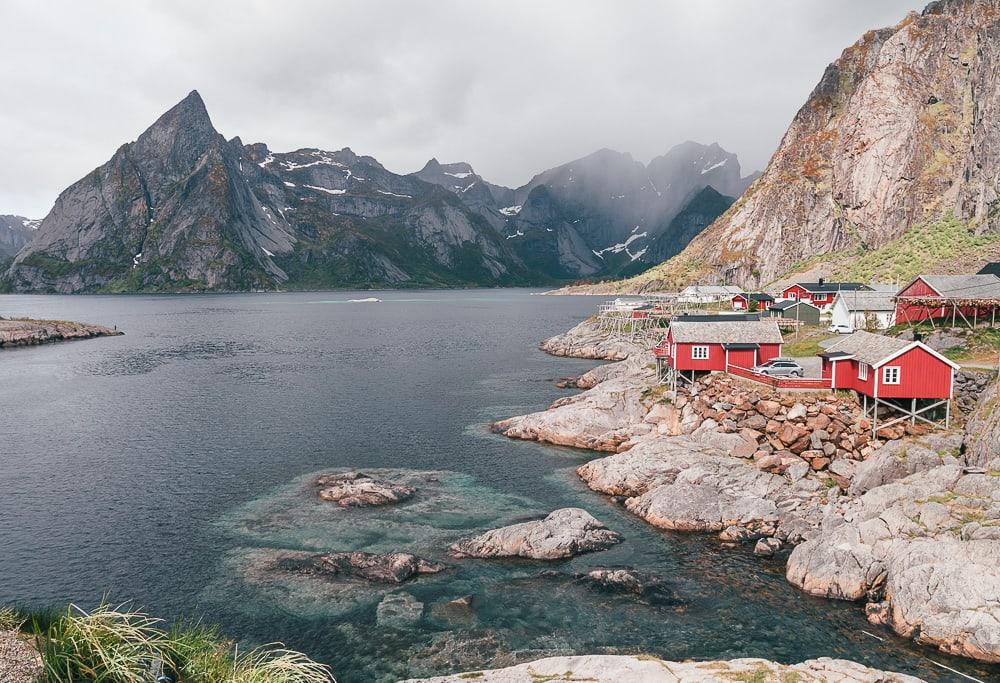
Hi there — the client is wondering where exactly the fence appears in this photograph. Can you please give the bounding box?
[726,364,832,390]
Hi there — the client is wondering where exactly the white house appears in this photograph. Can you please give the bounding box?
[678,285,743,304]
[831,289,897,331]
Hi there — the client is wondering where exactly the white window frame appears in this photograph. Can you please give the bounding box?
[882,366,901,385]
[691,345,710,360]
[858,362,868,381]
[814,293,826,302]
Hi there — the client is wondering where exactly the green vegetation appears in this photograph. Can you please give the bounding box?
[839,214,1000,284]
[781,326,836,357]
[2,602,333,683]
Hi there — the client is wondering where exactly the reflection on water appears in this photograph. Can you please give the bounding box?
[0,291,996,683]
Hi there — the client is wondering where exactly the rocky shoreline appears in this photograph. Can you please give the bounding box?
[401,654,923,682]
[493,317,1000,665]
[0,318,122,348]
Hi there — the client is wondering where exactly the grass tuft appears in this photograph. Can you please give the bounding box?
[9,601,336,683]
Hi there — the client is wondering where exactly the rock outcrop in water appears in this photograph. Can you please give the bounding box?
[0,318,122,348]
[271,550,445,584]
[449,508,622,560]
[315,472,416,507]
[400,654,923,683]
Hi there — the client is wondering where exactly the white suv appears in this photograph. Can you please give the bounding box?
[828,323,853,334]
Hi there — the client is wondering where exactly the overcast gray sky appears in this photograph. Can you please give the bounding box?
[2,0,923,218]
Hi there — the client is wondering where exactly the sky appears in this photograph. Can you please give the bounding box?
[1,0,924,218]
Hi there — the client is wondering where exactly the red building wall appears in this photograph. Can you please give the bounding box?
[726,348,757,369]
[876,347,953,399]
[673,342,726,371]
[759,343,782,363]
[782,285,809,302]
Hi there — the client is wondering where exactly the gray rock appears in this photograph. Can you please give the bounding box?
[449,508,622,560]
[399,654,924,682]
[272,550,445,584]
[315,472,416,507]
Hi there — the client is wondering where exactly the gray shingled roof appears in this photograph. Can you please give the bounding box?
[824,330,911,366]
[916,275,1000,299]
[834,290,896,312]
[670,319,783,344]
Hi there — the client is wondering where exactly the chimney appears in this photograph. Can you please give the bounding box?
[818,277,825,286]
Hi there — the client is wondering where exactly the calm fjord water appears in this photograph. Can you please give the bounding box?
[0,291,991,682]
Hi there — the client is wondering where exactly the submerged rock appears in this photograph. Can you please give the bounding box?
[375,592,424,629]
[577,568,677,605]
[272,550,445,584]
[449,508,622,560]
[429,595,477,626]
[314,472,416,507]
[399,654,924,682]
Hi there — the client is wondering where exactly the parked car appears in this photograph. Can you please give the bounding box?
[828,323,853,334]
[752,358,804,377]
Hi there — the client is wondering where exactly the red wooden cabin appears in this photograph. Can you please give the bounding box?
[655,320,783,385]
[819,330,958,434]
[731,292,774,311]
[894,274,1000,325]
[781,280,869,309]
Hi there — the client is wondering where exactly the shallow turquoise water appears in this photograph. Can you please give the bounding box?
[0,290,994,682]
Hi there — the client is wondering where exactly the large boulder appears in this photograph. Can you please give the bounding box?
[448,508,622,560]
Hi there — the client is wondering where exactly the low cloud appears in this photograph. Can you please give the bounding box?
[0,0,921,217]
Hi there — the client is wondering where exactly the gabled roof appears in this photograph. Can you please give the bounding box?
[770,300,820,312]
[977,263,1000,277]
[735,292,775,302]
[823,330,959,369]
[673,313,761,322]
[789,282,870,293]
[906,274,1000,299]
[833,290,895,312]
[670,319,783,344]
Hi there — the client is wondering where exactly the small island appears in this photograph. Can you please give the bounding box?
[0,317,122,348]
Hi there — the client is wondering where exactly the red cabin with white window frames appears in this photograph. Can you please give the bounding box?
[819,330,958,436]
[653,319,783,377]
[731,293,774,311]
[780,281,869,308]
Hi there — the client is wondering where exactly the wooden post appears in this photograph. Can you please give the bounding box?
[911,398,917,425]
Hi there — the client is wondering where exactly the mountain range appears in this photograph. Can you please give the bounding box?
[1,93,755,293]
[606,0,1000,293]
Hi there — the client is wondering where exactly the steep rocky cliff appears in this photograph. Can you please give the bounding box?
[617,0,1000,291]
[4,92,532,292]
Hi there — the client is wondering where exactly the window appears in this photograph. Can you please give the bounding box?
[814,294,826,302]
[858,363,868,381]
[883,366,901,385]
[691,346,709,360]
